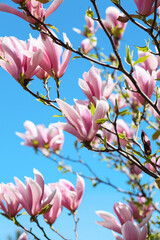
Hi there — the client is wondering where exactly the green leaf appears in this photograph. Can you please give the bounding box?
[39,204,52,215]
[133,55,150,66]
[46,24,59,32]
[86,8,94,18]
[118,133,125,139]
[96,118,107,124]
[152,130,160,140]
[90,103,95,116]
[135,45,149,52]
[53,114,64,117]
[57,165,63,172]
[130,14,142,20]
[119,109,131,116]
[147,19,157,27]
[72,56,81,60]
[126,45,133,66]
[132,149,144,158]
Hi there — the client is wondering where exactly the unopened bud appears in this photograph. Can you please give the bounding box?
[141,130,151,155]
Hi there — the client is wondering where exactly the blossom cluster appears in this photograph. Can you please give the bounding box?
[16,120,64,155]
[0,169,85,225]
[0,32,71,85]
[96,202,152,240]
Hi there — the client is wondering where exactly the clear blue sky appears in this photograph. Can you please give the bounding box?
[0,0,159,240]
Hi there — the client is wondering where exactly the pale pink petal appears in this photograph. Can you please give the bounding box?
[96,211,121,234]
[53,122,83,140]
[0,4,32,23]
[139,211,152,228]
[45,0,64,18]
[33,168,44,194]
[114,202,133,225]
[140,225,148,240]
[122,221,140,240]
[56,99,85,136]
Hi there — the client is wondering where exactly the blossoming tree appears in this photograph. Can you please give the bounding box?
[0,0,160,239]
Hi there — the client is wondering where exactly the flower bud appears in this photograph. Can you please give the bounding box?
[141,130,151,155]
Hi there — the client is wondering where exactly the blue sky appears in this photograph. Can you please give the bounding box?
[0,0,160,239]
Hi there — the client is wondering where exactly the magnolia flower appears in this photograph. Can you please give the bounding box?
[109,93,128,109]
[81,37,97,54]
[50,175,85,211]
[43,185,62,225]
[101,122,115,144]
[134,0,160,16]
[16,120,64,153]
[102,7,127,40]
[79,66,116,105]
[36,67,50,80]
[126,66,157,105]
[18,232,28,240]
[0,35,43,84]
[146,156,160,173]
[0,0,64,23]
[96,202,152,240]
[138,51,158,74]
[113,221,148,240]
[129,197,155,220]
[128,163,142,176]
[0,183,22,218]
[37,32,72,79]
[54,98,109,142]
[73,14,99,36]
[115,119,134,147]
[14,169,56,216]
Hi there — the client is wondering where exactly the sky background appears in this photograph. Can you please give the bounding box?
[0,0,160,239]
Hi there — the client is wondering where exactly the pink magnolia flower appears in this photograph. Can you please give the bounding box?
[18,233,28,240]
[146,156,160,173]
[126,66,157,105]
[54,98,109,142]
[16,120,64,153]
[101,122,115,144]
[73,14,98,36]
[14,169,56,216]
[138,51,158,74]
[0,183,22,218]
[50,175,85,212]
[129,197,155,220]
[81,37,97,54]
[79,66,116,105]
[43,185,62,225]
[109,93,128,109]
[0,35,43,84]
[36,67,50,80]
[115,119,134,147]
[113,221,148,240]
[102,7,127,40]
[134,0,160,16]
[96,202,152,240]
[37,32,72,79]
[128,163,142,176]
[148,89,160,122]
[0,0,64,23]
